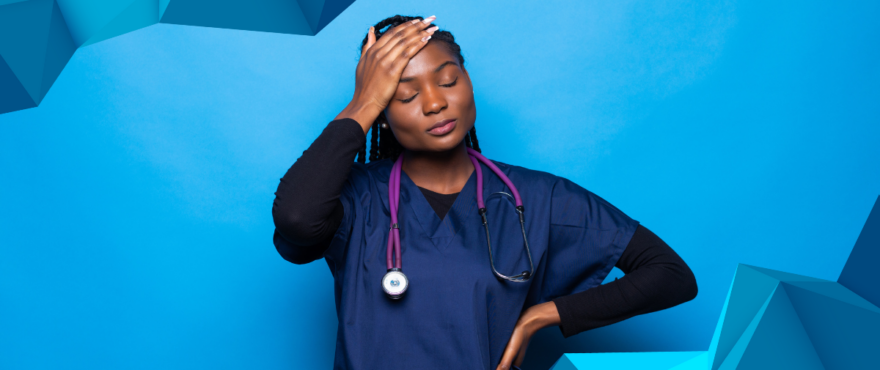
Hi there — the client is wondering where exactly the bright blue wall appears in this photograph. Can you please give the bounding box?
[1,0,878,369]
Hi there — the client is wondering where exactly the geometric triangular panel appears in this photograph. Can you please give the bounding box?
[550,352,708,370]
[551,196,880,370]
[160,0,314,35]
[78,0,158,47]
[0,0,355,114]
[784,282,880,370]
[707,265,782,370]
[838,195,880,308]
[720,285,825,370]
[0,0,55,103]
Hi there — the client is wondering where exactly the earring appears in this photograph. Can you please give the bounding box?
[380,122,389,129]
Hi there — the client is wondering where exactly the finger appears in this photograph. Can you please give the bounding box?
[387,25,438,65]
[514,339,529,366]
[496,334,521,370]
[372,16,435,52]
[361,26,376,58]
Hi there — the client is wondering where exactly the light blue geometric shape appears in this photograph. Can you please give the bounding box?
[550,351,708,370]
[719,284,824,370]
[838,195,880,307]
[0,0,355,114]
[706,264,781,370]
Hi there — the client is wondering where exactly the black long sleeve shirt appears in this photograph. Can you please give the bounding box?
[272,118,698,338]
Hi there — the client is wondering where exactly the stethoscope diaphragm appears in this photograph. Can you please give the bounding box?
[382,268,408,299]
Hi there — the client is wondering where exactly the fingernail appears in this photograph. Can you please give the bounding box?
[428,25,439,33]
[422,15,436,24]
[422,35,432,42]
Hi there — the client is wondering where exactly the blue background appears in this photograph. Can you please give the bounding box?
[1,0,878,369]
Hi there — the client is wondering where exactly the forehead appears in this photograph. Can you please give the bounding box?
[400,42,459,79]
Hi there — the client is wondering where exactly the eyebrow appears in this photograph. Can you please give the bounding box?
[399,61,458,83]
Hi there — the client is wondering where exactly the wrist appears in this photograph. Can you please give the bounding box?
[521,301,562,333]
[335,100,383,135]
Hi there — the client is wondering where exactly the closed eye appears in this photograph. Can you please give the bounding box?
[441,77,458,88]
[399,94,417,103]
[398,77,460,103]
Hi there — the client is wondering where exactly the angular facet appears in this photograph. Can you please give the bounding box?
[838,196,880,307]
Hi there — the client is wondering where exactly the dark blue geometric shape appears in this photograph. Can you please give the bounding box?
[838,195,880,307]
[0,0,75,113]
[0,0,355,115]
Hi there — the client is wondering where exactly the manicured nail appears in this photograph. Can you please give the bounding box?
[427,25,439,33]
[422,35,432,42]
[422,15,436,24]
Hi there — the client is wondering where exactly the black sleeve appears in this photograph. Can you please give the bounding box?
[271,118,366,264]
[551,225,698,338]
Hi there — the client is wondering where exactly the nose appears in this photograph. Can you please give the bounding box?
[420,85,447,115]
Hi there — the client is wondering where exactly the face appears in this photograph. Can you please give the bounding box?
[384,42,476,153]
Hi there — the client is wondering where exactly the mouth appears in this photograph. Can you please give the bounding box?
[427,118,457,136]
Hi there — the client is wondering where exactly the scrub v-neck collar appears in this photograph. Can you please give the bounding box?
[399,166,478,251]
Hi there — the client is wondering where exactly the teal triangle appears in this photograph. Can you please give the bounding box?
[0,55,37,113]
[743,264,827,283]
[733,285,825,370]
[784,282,880,369]
[0,0,54,102]
[39,0,76,101]
[783,281,880,313]
[295,0,325,34]
[160,0,313,36]
[55,0,138,47]
[549,354,577,370]
[716,284,776,370]
[158,0,169,18]
[670,352,710,370]
[80,0,158,47]
[315,0,354,33]
[838,195,880,307]
[709,264,780,370]
[561,352,707,369]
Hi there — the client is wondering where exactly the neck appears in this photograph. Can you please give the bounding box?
[401,141,474,195]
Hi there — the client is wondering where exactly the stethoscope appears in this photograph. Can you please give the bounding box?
[382,147,535,300]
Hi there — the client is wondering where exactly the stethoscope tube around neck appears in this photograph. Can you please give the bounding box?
[385,148,535,292]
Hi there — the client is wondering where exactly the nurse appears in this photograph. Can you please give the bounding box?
[272,15,698,370]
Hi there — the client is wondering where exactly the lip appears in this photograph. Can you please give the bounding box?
[427,118,457,135]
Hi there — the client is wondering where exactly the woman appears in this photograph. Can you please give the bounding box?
[272,15,698,370]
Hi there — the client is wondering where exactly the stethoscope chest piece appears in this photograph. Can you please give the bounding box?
[382,268,408,299]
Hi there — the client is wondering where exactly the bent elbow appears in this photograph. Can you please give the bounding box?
[273,229,324,265]
[679,266,699,303]
[273,206,322,245]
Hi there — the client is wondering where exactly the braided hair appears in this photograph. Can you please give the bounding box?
[356,15,482,163]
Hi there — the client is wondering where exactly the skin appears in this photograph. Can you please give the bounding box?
[335,17,561,370]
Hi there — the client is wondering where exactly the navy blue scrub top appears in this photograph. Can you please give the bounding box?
[324,156,639,370]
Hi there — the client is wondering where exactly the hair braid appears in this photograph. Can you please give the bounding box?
[369,121,380,161]
[469,127,481,153]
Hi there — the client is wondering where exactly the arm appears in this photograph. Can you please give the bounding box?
[497,225,698,370]
[550,225,698,337]
[271,118,365,264]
